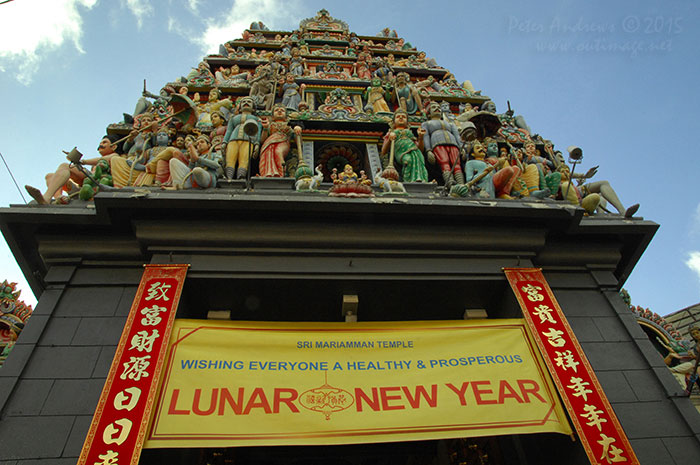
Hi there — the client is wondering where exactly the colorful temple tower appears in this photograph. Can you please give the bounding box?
[1,10,699,465]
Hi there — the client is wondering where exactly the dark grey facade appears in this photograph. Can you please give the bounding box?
[1,190,699,464]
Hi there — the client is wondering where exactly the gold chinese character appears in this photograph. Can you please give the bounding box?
[129,329,159,353]
[554,350,579,372]
[580,404,607,431]
[94,450,119,465]
[597,433,627,463]
[567,376,592,401]
[532,304,557,324]
[145,281,171,301]
[120,355,151,381]
[113,387,142,412]
[140,305,167,326]
[102,418,132,446]
[521,284,544,302]
[542,328,566,347]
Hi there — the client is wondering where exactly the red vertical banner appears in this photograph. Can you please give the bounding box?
[504,268,639,465]
[78,264,188,465]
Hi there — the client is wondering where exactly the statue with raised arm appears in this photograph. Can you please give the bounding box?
[572,165,640,217]
[25,135,121,205]
[557,164,601,215]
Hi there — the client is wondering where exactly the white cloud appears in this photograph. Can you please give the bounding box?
[187,0,201,11]
[191,0,300,54]
[121,0,153,29]
[687,251,700,287]
[0,0,98,83]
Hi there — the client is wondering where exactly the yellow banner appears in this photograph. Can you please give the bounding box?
[145,319,571,447]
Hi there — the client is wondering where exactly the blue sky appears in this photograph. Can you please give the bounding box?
[1,0,699,315]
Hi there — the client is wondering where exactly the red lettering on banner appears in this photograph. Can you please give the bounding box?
[193,388,218,416]
[498,380,524,403]
[168,389,190,415]
[355,384,440,411]
[472,381,497,405]
[517,380,546,403]
[380,386,405,411]
[446,380,541,405]
[445,382,469,405]
[355,387,380,411]
[402,384,438,408]
[243,387,272,414]
[504,268,640,465]
[273,388,300,413]
[78,265,188,465]
[169,387,302,416]
[219,388,244,415]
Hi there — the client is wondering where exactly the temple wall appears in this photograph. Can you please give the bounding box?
[0,200,698,464]
[0,264,137,464]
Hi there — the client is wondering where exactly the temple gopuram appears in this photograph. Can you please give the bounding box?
[1,10,699,465]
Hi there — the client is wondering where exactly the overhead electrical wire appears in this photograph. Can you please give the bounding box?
[0,151,28,204]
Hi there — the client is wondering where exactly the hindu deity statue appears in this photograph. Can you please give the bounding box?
[196,87,232,131]
[223,97,263,180]
[364,78,391,114]
[281,74,305,111]
[382,109,428,183]
[421,101,463,186]
[392,72,422,115]
[258,104,302,177]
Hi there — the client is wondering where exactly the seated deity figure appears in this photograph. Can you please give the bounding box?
[464,140,495,198]
[556,164,601,215]
[392,72,422,115]
[196,87,232,131]
[187,61,215,83]
[327,163,373,197]
[569,164,640,217]
[280,74,305,111]
[516,140,558,199]
[373,54,395,82]
[168,134,222,189]
[109,112,161,188]
[113,128,178,188]
[25,135,122,205]
[215,64,250,87]
[142,132,192,187]
[518,140,561,199]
